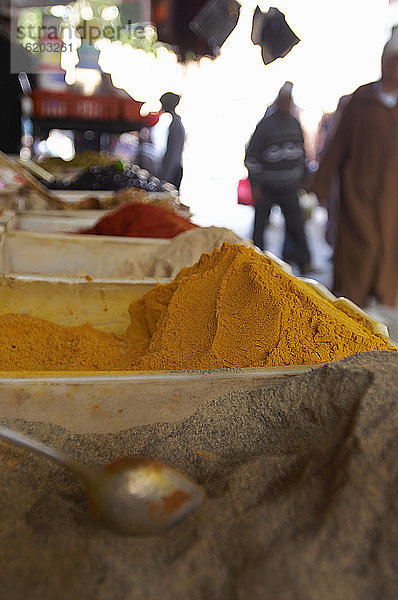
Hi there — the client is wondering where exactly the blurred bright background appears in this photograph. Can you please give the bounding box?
[18,0,396,233]
[92,0,392,232]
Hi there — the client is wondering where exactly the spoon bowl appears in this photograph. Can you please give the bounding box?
[80,456,204,536]
[0,425,204,536]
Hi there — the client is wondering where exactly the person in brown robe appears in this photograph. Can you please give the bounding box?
[311,38,398,307]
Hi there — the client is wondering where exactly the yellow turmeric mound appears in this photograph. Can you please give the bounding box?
[0,244,394,372]
[0,314,139,371]
[127,243,394,370]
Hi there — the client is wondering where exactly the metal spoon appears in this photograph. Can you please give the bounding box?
[0,425,204,536]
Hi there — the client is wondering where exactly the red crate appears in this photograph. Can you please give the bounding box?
[31,91,158,125]
[75,97,104,119]
[144,112,160,127]
[31,90,70,119]
[122,100,160,126]
[32,90,123,121]
[72,94,122,120]
[122,98,144,122]
[106,96,120,120]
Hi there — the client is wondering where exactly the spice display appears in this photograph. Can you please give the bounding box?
[126,243,394,370]
[0,314,139,371]
[53,164,166,193]
[2,352,397,598]
[106,187,191,215]
[80,202,198,238]
[113,227,246,278]
[40,152,116,173]
[100,188,153,209]
[0,244,393,372]
[41,156,170,194]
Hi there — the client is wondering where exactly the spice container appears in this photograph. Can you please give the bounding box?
[13,209,110,234]
[0,274,393,434]
[0,230,168,278]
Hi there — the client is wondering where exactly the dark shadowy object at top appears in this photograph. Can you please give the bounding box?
[189,0,241,55]
[160,92,181,113]
[152,0,241,62]
[152,0,211,62]
[251,6,300,65]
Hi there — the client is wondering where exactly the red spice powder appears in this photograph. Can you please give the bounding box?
[80,202,198,238]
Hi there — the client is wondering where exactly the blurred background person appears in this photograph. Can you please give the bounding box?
[245,81,312,274]
[311,30,398,307]
[157,92,185,189]
[134,127,156,173]
[315,94,352,250]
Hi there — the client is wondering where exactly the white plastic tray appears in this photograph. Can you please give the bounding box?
[0,230,168,278]
[14,209,110,234]
[0,366,312,434]
[0,275,314,433]
[0,274,393,433]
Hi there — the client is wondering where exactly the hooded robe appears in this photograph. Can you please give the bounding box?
[311,82,398,307]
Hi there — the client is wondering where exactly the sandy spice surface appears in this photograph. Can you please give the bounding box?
[114,226,246,278]
[0,351,397,600]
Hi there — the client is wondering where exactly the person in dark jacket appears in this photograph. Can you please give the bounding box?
[245,82,311,273]
[158,92,185,189]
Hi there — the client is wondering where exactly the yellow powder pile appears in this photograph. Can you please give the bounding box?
[0,244,394,372]
[127,243,394,370]
[0,314,139,371]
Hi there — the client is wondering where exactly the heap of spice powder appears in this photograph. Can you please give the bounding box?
[80,202,198,238]
[0,244,394,372]
[0,314,140,372]
[126,243,395,370]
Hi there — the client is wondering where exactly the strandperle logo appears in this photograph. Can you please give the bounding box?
[16,20,148,45]
[9,17,153,73]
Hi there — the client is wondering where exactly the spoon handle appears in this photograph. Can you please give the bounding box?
[0,425,68,468]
